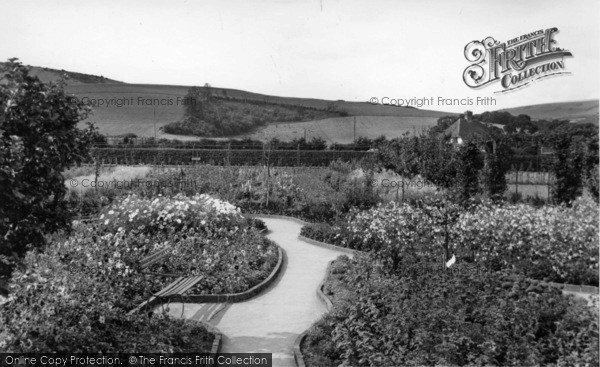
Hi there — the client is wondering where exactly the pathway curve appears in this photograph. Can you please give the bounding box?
[162,217,348,367]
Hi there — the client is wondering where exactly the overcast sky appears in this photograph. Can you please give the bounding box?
[1,0,598,113]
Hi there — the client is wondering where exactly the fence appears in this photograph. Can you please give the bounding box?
[505,162,554,200]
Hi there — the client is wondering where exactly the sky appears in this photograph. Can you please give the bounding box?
[1,0,598,113]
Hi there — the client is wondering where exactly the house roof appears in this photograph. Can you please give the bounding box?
[444,117,493,140]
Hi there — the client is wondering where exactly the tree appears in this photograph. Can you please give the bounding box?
[550,135,586,205]
[545,123,598,204]
[454,141,484,203]
[0,59,98,285]
[184,86,205,120]
[482,141,513,200]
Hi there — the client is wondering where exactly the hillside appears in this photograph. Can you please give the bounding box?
[501,100,599,125]
[0,62,124,85]
[64,83,448,140]
[7,63,597,142]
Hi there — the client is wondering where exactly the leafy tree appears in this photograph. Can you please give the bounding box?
[417,136,458,189]
[429,115,456,135]
[309,136,327,150]
[183,86,205,120]
[454,141,484,203]
[0,59,97,285]
[482,141,513,200]
[550,135,586,205]
[545,124,598,204]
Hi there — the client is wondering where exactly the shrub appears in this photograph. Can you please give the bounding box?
[0,60,99,284]
[0,243,213,352]
[303,256,599,367]
[453,196,599,285]
[303,196,599,286]
[300,223,338,243]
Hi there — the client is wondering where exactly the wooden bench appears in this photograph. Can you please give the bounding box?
[128,275,204,316]
[139,247,171,270]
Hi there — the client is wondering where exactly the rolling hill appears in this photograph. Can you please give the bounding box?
[63,83,449,141]
[5,63,598,142]
[501,100,599,125]
[0,62,124,85]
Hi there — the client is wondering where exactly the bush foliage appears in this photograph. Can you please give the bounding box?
[303,256,599,367]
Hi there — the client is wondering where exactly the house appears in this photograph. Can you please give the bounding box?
[444,111,494,145]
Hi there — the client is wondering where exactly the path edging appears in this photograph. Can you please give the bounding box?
[293,260,336,367]
[244,213,311,226]
[245,213,360,256]
[297,235,358,256]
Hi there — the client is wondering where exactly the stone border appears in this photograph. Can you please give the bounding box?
[244,213,311,226]
[245,213,359,256]
[298,235,358,257]
[546,282,599,294]
[293,260,336,367]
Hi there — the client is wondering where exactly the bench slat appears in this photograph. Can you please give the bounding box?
[154,277,185,297]
[140,248,171,269]
[170,277,199,295]
[177,276,203,294]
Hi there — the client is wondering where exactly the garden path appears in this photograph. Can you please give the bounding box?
[160,216,348,367]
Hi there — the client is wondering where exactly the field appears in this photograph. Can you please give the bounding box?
[15,65,595,141]
[502,100,599,124]
[230,116,438,144]
[65,83,445,141]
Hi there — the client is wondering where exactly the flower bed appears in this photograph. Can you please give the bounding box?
[301,256,599,367]
[0,238,213,352]
[453,196,599,286]
[0,193,276,352]
[300,197,599,285]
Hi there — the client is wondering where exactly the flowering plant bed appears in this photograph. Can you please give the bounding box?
[0,193,275,352]
[300,196,599,286]
[301,256,599,367]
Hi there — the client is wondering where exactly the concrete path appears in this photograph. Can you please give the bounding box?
[161,217,348,367]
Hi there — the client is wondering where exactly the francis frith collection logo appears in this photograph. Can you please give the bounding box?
[463,27,572,92]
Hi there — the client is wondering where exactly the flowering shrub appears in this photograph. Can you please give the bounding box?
[0,237,213,352]
[0,193,277,352]
[100,193,242,236]
[302,256,599,367]
[453,196,599,285]
[94,193,279,293]
[302,196,599,285]
[302,201,442,271]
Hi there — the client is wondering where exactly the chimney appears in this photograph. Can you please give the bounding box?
[465,111,473,122]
